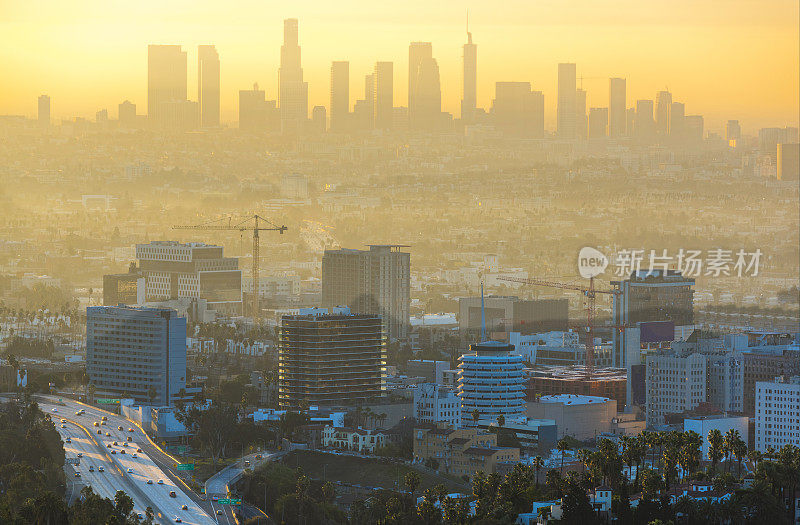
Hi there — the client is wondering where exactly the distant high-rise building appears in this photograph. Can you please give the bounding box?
[330,61,350,132]
[626,107,636,137]
[322,245,410,340]
[147,45,187,126]
[726,120,741,144]
[38,95,50,127]
[95,109,108,123]
[197,45,220,128]
[588,107,608,139]
[655,90,672,137]
[279,18,308,134]
[777,143,799,181]
[352,73,375,131]
[118,100,136,128]
[634,99,655,141]
[557,63,577,138]
[608,78,626,138]
[575,88,587,139]
[684,115,704,142]
[670,102,685,140]
[461,29,477,123]
[87,305,187,406]
[755,376,800,453]
[311,105,326,133]
[409,42,441,131]
[373,61,393,129]
[491,82,544,137]
[278,307,386,409]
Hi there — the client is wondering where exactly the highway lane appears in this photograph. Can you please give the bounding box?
[40,397,215,525]
[55,418,163,523]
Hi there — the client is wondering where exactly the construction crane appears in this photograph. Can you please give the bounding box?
[173,215,287,323]
[497,276,619,378]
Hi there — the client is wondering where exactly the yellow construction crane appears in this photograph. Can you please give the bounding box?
[173,215,287,323]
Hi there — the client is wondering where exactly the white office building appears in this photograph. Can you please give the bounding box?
[684,415,749,460]
[414,383,461,428]
[458,341,526,427]
[755,376,800,453]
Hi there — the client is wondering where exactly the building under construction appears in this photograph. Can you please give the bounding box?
[526,366,627,408]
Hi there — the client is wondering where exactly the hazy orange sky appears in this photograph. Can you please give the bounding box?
[1,0,797,133]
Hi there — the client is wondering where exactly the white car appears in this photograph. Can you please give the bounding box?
[157,480,164,485]
[132,453,138,458]
[51,408,57,412]
[127,468,133,473]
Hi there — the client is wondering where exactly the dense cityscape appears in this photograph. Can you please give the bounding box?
[1,3,799,525]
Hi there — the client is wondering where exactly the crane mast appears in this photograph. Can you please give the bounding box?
[173,215,287,323]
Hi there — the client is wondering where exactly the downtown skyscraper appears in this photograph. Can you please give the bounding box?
[279,18,308,134]
[373,61,393,129]
[608,77,627,138]
[147,45,187,126]
[557,63,577,138]
[655,90,672,137]
[409,42,441,131]
[330,61,349,132]
[197,45,220,128]
[461,28,477,124]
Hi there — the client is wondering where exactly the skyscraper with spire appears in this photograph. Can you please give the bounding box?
[461,16,477,124]
[279,18,308,134]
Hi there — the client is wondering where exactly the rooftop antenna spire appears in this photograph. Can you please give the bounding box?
[466,10,473,44]
[480,280,486,342]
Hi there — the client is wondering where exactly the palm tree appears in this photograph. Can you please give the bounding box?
[471,409,480,425]
[496,414,505,428]
[708,428,724,474]
[557,438,570,475]
[404,471,421,498]
[532,456,544,487]
[723,429,740,473]
[733,437,747,478]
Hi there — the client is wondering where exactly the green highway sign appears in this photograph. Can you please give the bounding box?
[219,498,242,505]
[97,398,120,404]
[177,463,195,471]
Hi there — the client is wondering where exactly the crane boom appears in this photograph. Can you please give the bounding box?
[497,275,619,378]
[173,215,287,323]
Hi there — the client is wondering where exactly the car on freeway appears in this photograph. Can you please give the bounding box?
[137,448,142,452]
[118,426,123,431]
[65,438,71,443]
[132,453,138,458]
[128,428,134,432]
[77,453,82,458]
[120,450,125,454]
[127,437,132,442]
[93,422,99,427]
[101,416,107,421]
[106,432,111,436]
[181,505,188,510]
[97,430,102,434]
[74,472,80,477]
[89,466,94,472]
[158,480,164,485]
[146,480,153,485]
[101,421,106,425]
[169,491,176,498]
[113,441,118,445]
[60,419,66,423]
[174,518,181,523]
[107,443,112,448]
[111,450,117,454]
[211,496,219,501]
[256,454,262,460]
[123,442,128,447]
[216,510,223,515]
[127,468,133,473]
[60,424,66,428]
[98,467,104,472]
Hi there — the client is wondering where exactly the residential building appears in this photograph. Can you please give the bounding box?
[476,418,557,455]
[321,245,410,340]
[458,341,526,426]
[278,307,386,409]
[323,426,387,453]
[645,348,707,427]
[413,424,519,477]
[135,241,242,315]
[741,334,799,415]
[754,376,800,452]
[459,296,568,334]
[86,306,187,406]
[414,383,461,428]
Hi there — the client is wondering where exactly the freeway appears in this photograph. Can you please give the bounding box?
[205,451,282,525]
[38,396,215,525]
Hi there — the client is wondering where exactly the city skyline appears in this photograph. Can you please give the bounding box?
[1,1,798,131]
